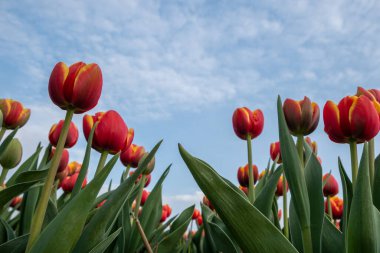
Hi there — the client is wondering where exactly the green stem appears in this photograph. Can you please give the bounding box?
[296,135,304,168]
[369,139,375,190]
[95,151,108,176]
[246,135,255,203]
[26,109,74,252]
[349,141,358,187]
[0,168,8,185]
[0,127,6,142]
[131,212,153,253]
[123,165,131,181]
[327,195,333,221]
[283,174,289,239]
[134,174,146,220]
[187,220,194,252]
[301,226,313,253]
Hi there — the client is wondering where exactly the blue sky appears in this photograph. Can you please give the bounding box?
[1,0,380,214]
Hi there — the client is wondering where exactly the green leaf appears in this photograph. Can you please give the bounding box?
[304,141,324,253]
[0,217,15,244]
[157,205,195,253]
[89,228,122,253]
[0,127,18,157]
[208,221,240,253]
[0,234,28,253]
[127,165,171,252]
[179,144,297,253]
[73,140,163,253]
[277,96,310,230]
[41,199,57,229]
[347,143,379,253]
[29,154,120,253]
[200,204,217,252]
[374,154,380,211]
[254,166,283,218]
[321,216,343,253]
[289,200,303,252]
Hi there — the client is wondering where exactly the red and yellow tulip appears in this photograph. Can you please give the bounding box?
[0,99,30,130]
[120,144,146,168]
[232,107,264,140]
[270,141,282,163]
[276,175,288,197]
[324,196,343,219]
[323,174,339,197]
[49,120,79,148]
[237,164,259,187]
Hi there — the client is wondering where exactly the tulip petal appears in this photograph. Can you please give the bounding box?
[338,96,356,137]
[48,62,69,109]
[300,97,313,132]
[250,109,264,138]
[323,101,347,143]
[283,99,302,134]
[63,62,86,105]
[232,107,252,140]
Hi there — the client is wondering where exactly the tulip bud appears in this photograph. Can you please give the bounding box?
[0,138,22,169]
[61,172,86,193]
[283,96,320,136]
[67,161,82,175]
[192,208,201,220]
[324,95,380,143]
[120,144,146,168]
[197,215,203,226]
[163,204,172,217]
[160,210,168,222]
[325,196,343,219]
[48,62,103,114]
[323,174,339,197]
[270,141,282,163]
[305,137,318,154]
[140,190,149,206]
[275,175,288,196]
[232,107,264,140]
[10,196,22,208]
[138,152,155,175]
[49,120,79,148]
[237,164,259,187]
[83,110,129,154]
[49,148,69,173]
[0,99,30,129]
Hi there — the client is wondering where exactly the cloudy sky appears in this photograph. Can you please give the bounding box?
[1,0,380,214]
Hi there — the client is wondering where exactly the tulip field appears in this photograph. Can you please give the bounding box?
[0,61,380,253]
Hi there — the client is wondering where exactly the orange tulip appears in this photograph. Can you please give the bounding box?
[0,99,30,129]
[237,164,259,187]
[83,110,131,154]
[48,62,103,114]
[283,96,319,136]
[325,196,343,219]
[270,141,282,163]
[232,107,264,140]
[323,95,380,143]
[120,144,146,168]
[323,174,339,197]
[49,120,79,148]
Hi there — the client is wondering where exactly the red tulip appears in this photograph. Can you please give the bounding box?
[325,196,343,219]
[67,161,82,175]
[129,171,151,187]
[61,172,87,193]
[305,137,318,154]
[10,196,22,207]
[161,204,172,222]
[232,107,264,140]
[56,168,68,183]
[49,120,79,148]
[192,208,201,220]
[163,204,172,217]
[197,215,203,226]
[239,186,248,195]
[237,164,259,187]
[278,209,282,220]
[323,95,380,143]
[48,62,103,113]
[120,144,146,168]
[203,196,214,210]
[275,175,288,197]
[323,174,339,197]
[283,96,319,136]
[83,110,130,154]
[97,200,106,208]
[49,147,69,173]
[140,190,149,206]
[357,87,380,112]
[270,141,282,163]
[0,99,30,129]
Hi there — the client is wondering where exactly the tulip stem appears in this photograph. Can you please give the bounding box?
[134,174,146,221]
[301,226,313,253]
[95,151,108,176]
[0,168,8,185]
[186,220,194,253]
[283,174,289,239]
[246,135,255,204]
[349,141,358,187]
[369,139,375,190]
[131,212,153,253]
[26,109,74,252]
[0,127,6,142]
[296,135,304,168]
[123,165,131,181]
[327,195,333,221]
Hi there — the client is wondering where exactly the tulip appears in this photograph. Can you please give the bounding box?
[270,141,282,163]
[66,161,82,175]
[278,209,282,220]
[283,96,320,136]
[140,190,149,206]
[275,175,288,197]
[324,95,380,186]
[97,200,106,208]
[49,120,79,148]
[56,168,68,183]
[237,164,259,187]
[160,210,168,223]
[325,196,343,220]
[192,208,201,220]
[305,137,318,154]
[203,196,214,211]
[61,172,87,193]
[10,196,22,208]
[49,148,69,173]
[0,138,23,185]
[323,174,339,197]
[197,216,203,226]
[0,99,30,133]
[48,62,103,114]
[239,186,248,195]
[120,144,146,168]
[163,204,172,217]
[161,204,172,222]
